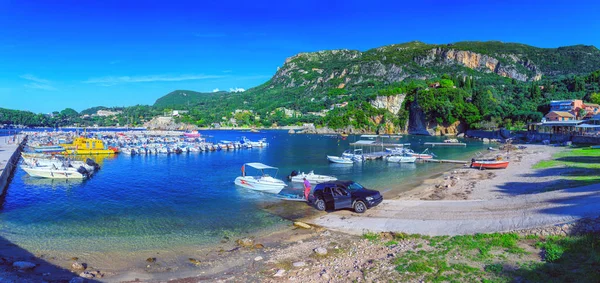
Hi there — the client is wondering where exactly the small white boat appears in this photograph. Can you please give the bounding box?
[21,165,86,179]
[22,157,95,172]
[387,155,417,163]
[289,170,337,184]
[342,149,364,162]
[234,163,286,194]
[327,155,354,164]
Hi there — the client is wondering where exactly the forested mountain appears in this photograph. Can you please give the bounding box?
[3,41,600,133]
[155,41,600,133]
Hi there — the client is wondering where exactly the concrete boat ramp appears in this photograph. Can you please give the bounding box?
[310,184,600,236]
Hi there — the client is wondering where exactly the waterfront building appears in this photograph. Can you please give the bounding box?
[544,111,575,122]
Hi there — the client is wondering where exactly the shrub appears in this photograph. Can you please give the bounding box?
[544,243,564,262]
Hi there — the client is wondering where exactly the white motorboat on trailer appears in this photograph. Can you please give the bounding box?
[234,163,286,194]
[326,155,354,164]
[288,170,337,184]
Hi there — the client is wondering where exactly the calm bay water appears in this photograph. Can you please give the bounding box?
[0,130,488,255]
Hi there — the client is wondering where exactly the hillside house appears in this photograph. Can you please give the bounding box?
[545,111,575,121]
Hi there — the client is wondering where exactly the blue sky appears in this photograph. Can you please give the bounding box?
[1,0,598,113]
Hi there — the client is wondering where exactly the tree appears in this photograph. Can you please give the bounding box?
[579,108,588,119]
[590,93,600,105]
[60,108,79,118]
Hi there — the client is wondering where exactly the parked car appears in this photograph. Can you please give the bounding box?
[311,181,383,213]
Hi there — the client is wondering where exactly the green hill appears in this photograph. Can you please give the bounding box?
[153,90,229,109]
[157,41,600,133]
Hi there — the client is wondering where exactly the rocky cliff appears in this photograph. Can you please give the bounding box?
[270,41,600,96]
[370,94,405,115]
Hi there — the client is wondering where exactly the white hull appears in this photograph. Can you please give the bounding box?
[291,171,337,184]
[21,165,85,179]
[23,157,95,172]
[327,155,354,164]
[234,176,285,194]
[387,155,417,163]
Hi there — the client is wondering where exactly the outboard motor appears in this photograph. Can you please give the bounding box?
[77,166,90,177]
[288,170,299,181]
[86,158,101,170]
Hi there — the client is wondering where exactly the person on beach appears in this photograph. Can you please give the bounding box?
[303,177,311,200]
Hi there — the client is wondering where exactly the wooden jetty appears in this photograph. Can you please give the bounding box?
[424,142,467,147]
[420,159,468,164]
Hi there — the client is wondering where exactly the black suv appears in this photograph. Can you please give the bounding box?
[311,181,383,213]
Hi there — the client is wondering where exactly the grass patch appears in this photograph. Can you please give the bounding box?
[384,240,398,247]
[384,231,599,282]
[362,231,379,242]
[532,148,600,190]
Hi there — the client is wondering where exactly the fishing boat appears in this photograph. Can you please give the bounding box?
[62,137,117,155]
[21,164,86,179]
[288,170,337,184]
[234,163,286,194]
[387,155,417,163]
[327,155,354,164]
[470,159,509,169]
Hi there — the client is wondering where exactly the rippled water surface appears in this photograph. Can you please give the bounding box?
[0,130,488,253]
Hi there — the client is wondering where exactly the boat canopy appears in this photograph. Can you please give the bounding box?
[353,140,376,145]
[245,162,278,170]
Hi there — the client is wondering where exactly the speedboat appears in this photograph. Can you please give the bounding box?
[327,155,354,164]
[387,155,417,163]
[288,170,337,184]
[21,164,86,179]
[234,163,286,194]
[342,149,364,162]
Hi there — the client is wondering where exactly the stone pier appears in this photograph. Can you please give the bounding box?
[0,135,27,194]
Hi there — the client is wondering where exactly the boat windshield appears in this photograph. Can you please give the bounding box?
[347,182,365,191]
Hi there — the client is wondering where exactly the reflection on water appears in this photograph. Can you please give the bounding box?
[22,176,84,188]
[70,154,117,166]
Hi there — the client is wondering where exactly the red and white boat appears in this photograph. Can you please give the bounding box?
[471,160,509,169]
[184,131,201,138]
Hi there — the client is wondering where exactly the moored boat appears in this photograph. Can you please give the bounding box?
[234,163,286,194]
[327,155,354,164]
[288,170,337,184]
[21,164,86,179]
[62,137,117,155]
[183,131,201,138]
[387,155,417,163]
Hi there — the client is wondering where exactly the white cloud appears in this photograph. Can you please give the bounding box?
[83,74,225,85]
[24,83,57,91]
[20,74,57,91]
[212,88,220,92]
[20,74,51,84]
[229,87,245,93]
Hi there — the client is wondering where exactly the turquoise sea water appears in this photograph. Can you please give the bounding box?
[0,130,487,254]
